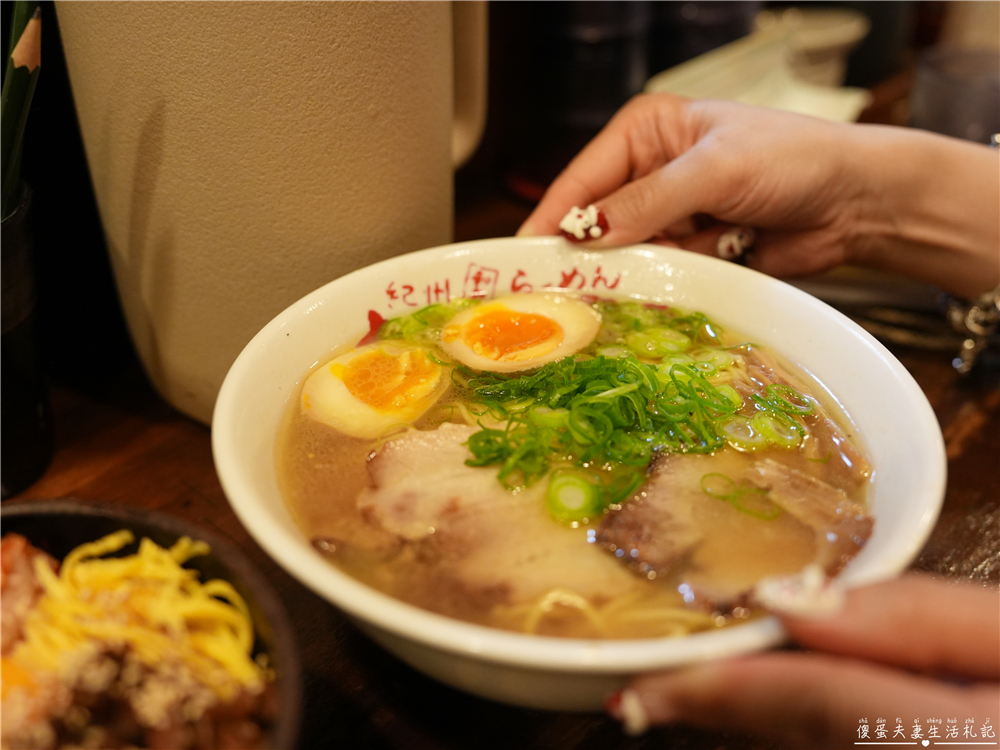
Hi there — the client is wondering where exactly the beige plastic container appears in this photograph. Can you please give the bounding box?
[57,2,486,423]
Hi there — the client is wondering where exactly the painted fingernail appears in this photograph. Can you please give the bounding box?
[559,204,609,242]
[606,689,650,736]
[754,563,845,617]
[716,226,756,260]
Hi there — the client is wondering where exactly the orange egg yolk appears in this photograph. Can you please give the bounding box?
[454,309,563,361]
[336,348,440,412]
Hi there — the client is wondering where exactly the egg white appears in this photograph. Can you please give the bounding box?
[301,342,447,439]
[439,292,601,373]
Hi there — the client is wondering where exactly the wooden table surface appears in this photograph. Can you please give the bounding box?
[7,195,1000,750]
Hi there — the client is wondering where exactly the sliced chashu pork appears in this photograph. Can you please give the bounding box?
[597,451,872,609]
[744,457,873,575]
[732,345,872,494]
[352,422,643,615]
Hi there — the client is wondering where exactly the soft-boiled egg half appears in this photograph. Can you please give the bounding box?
[439,292,601,373]
[301,342,447,439]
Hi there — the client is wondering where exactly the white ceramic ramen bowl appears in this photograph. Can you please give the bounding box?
[213,237,945,711]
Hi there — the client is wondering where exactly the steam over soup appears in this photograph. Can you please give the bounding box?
[277,292,873,639]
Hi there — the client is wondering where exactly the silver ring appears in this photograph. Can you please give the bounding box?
[717,226,756,260]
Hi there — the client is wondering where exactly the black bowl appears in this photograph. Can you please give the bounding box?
[1,499,302,750]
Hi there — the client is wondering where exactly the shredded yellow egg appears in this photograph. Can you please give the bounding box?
[10,530,266,701]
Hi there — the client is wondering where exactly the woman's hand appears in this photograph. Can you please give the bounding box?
[606,574,999,749]
[519,93,999,298]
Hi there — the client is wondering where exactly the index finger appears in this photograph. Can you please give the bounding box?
[517,93,692,237]
[618,650,997,747]
[782,573,998,680]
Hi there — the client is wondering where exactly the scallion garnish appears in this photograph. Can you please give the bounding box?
[459,354,740,512]
[754,383,816,416]
[373,296,814,524]
[378,297,478,347]
[545,470,604,523]
[699,472,781,520]
[718,415,768,451]
[751,411,802,448]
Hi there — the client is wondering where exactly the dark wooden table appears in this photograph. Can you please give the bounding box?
[8,193,1000,750]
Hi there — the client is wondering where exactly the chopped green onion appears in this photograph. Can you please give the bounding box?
[596,345,631,358]
[669,312,723,346]
[440,300,813,515]
[626,328,691,358]
[661,353,695,367]
[763,383,815,415]
[604,468,646,505]
[589,382,640,401]
[503,396,536,414]
[546,470,604,523]
[690,360,718,376]
[379,298,477,346]
[750,411,802,448]
[691,348,735,369]
[719,415,767,451]
[594,300,673,338]
[729,491,782,520]
[715,384,743,409]
[567,405,614,446]
[700,472,737,499]
[528,406,570,429]
[461,352,739,490]
[700,472,780,520]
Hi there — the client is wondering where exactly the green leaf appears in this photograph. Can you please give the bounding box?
[2,1,42,219]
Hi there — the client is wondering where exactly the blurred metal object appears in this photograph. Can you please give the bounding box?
[791,265,999,373]
[944,286,1000,374]
[835,306,960,353]
[943,131,1000,374]
[800,134,1000,373]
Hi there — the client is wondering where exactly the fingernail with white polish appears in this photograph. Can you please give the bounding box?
[754,564,846,617]
[559,204,609,242]
[716,226,756,260]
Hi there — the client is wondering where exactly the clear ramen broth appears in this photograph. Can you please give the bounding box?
[277,292,873,639]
